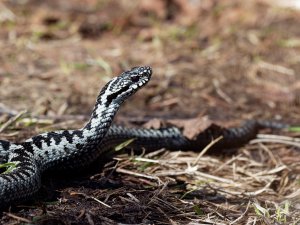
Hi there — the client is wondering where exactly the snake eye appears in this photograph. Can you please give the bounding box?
[131,75,140,82]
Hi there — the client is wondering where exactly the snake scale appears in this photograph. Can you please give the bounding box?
[0,66,288,208]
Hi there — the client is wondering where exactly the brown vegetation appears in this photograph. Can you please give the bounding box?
[0,0,300,224]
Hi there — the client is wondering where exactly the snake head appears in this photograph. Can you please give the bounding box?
[121,66,152,90]
[101,66,152,107]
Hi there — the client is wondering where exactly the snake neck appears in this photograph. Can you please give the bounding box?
[81,78,123,145]
[81,99,121,146]
[28,80,127,171]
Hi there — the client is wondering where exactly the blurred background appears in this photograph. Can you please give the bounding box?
[1,1,300,224]
[0,0,300,123]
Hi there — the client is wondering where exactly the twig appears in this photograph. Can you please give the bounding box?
[257,143,278,166]
[257,134,300,142]
[285,188,300,199]
[4,212,31,223]
[0,109,27,133]
[230,201,251,224]
[76,209,85,220]
[258,61,295,76]
[89,196,111,208]
[250,138,300,148]
[195,171,234,184]
[213,154,243,173]
[144,148,167,158]
[1,113,89,123]
[134,157,160,163]
[257,165,288,176]
[126,193,140,203]
[193,136,223,165]
[85,213,95,225]
[116,167,161,183]
[213,79,233,103]
[244,178,275,196]
[70,192,111,208]
[0,103,18,116]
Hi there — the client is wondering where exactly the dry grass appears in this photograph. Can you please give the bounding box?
[112,139,300,224]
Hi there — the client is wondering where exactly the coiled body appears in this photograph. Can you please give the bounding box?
[0,66,152,207]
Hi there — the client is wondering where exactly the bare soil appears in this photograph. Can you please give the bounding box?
[0,0,300,224]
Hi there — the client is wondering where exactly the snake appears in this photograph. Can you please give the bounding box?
[0,66,289,208]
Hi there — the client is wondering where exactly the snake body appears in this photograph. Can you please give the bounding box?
[0,66,152,207]
[100,120,288,152]
[0,66,288,208]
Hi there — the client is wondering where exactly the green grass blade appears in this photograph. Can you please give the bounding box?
[0,162,19,174]
[114,138,135,151]
[288,126,300,132]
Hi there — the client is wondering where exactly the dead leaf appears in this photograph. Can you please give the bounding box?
[143,116,227,140]
[167,116,213,140]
